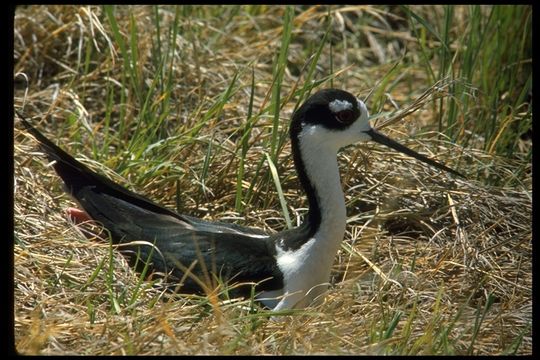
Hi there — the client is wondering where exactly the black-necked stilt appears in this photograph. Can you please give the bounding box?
[17,89,462,311]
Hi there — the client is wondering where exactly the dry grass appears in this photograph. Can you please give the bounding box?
[14,5,531,355]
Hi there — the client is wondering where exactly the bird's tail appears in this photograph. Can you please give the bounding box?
[16,111,184,221]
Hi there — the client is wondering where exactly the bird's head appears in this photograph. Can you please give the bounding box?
[291,88,463,177]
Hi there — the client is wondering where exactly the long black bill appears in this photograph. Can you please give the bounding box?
[365,129,464,178]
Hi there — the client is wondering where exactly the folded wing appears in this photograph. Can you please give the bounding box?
[18,113,282,296]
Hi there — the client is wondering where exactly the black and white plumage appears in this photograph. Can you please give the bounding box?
[18,89,462,311]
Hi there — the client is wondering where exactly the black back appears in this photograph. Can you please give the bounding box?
[17,112,283,297]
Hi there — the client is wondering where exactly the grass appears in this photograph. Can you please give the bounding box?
[13,5,531,355]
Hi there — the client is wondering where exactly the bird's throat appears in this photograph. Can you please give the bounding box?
[293,125,348,246]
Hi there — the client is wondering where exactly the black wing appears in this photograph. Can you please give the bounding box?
[18,112,282,295]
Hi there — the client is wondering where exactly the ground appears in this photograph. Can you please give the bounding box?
[13,5,531,355]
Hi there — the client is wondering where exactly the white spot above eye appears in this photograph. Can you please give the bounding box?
[328,99,353,113]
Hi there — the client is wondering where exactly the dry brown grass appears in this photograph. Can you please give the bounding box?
[14,5,531,355]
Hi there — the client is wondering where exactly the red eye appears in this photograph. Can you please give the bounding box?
[336,110,355,124]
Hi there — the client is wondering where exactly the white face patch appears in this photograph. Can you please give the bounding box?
[328,99,353,113]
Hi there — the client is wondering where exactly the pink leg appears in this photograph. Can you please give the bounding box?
[65,207,92,224]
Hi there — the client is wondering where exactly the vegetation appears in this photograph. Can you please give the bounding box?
[14,5,531,355]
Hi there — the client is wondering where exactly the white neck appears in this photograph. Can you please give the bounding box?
[298,125,347,249]
[264,125,348,311]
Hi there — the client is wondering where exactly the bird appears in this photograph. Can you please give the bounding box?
[17,88,463,312]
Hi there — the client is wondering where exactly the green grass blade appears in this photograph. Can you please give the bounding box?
[265,152,292,229]
[270,6,294,161]
[235,66,256,213]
